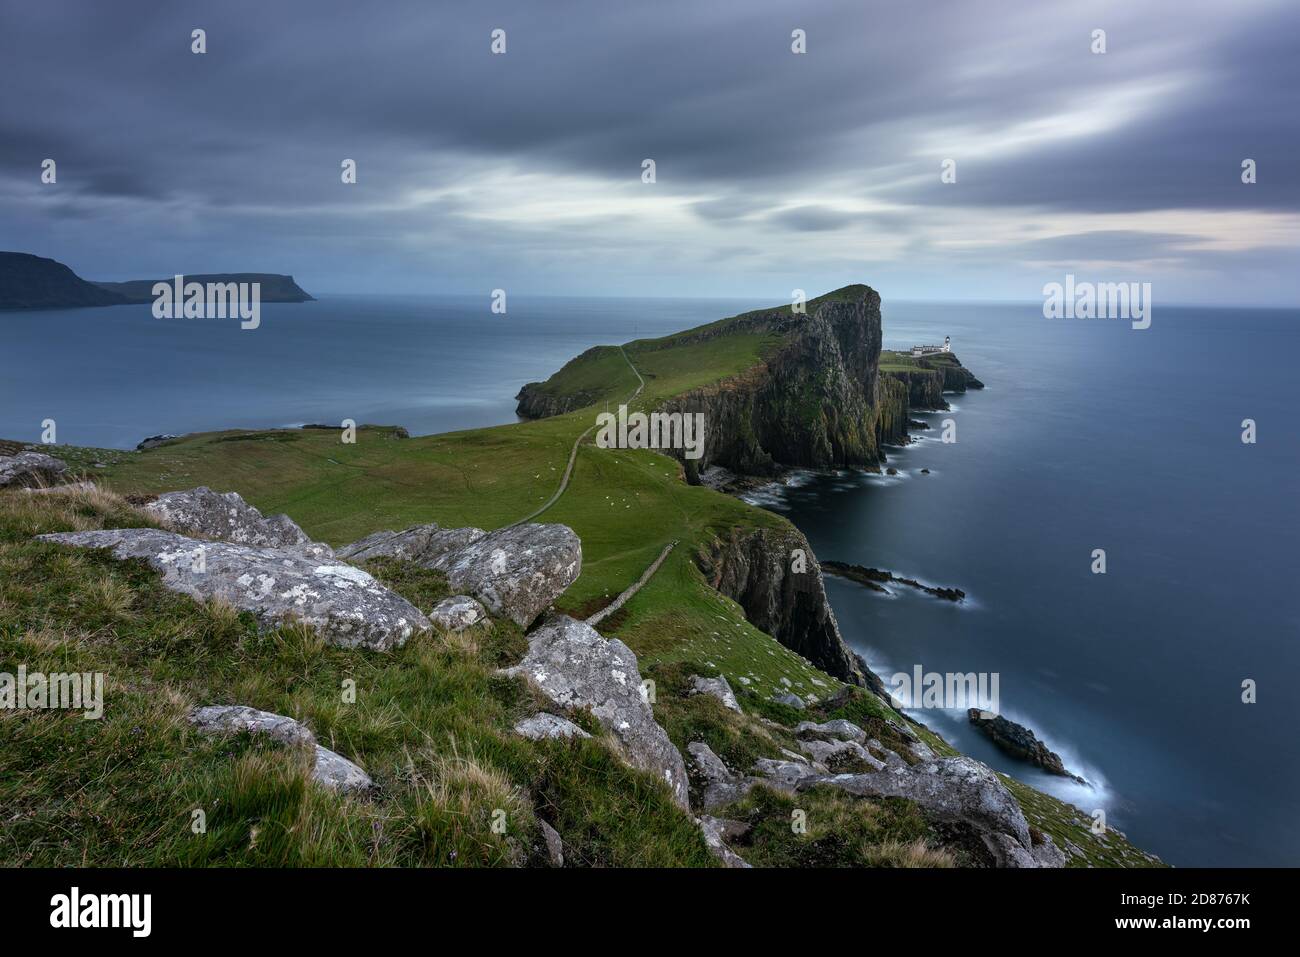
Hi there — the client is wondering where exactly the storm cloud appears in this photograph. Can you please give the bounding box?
[0,0,1295,302]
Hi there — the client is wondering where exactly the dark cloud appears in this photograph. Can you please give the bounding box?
[0,0,1295,300]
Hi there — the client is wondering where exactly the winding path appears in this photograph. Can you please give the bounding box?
[508,345,644,527]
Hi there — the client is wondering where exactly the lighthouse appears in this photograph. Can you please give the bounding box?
[943,335,951,353]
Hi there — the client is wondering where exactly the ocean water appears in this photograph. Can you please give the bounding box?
[0,295,760,450]
[755,301,1300,867]
[3,294,1295,866]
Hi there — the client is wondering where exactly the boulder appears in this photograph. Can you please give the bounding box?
[798,736,885,771]
[0,451,68,488]
[142,487,331,556]
[751,757,823,793]
[690,675,742,713]
[337,523,485,565]
[503,615,688,810]
[22,481,98,495]
[795,718,867,743]
[437,524,581,628]
[513,713,591,741]
[38,528,428,650]
[539,820,565,867]
[807,756,1032,849]
[429,595,488,632]
[339,522,580,629]
[698,815,751,868]
[188,705,372,793]
[772,692,805,710]
[687,742,758,810]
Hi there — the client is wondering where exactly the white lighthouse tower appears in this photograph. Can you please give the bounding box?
[943,335,951,353]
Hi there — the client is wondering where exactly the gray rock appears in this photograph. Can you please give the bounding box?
[437,524,582,628]
[0,451,68,488]
[337,523,485,565]
[136,434,179,450]
[339,522,580,629]
[982,831,1066,869]
[503,615,688,810]
[142,486,331,556]
[798,737,885,771]
[513,713,591,741]
[687,742,758,810]
[796,718,866,743]
[752,757,823,793]
[188,705,372,793]
[429,594,488,632]
[772,692,806,710]
[699,815,751,868]
[690,675,742,713]
[809,756,1032,849]
[539,820,565,867]
[38,528,428,650]
[22,481,97,495]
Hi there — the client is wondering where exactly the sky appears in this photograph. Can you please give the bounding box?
[1,0,1297,304]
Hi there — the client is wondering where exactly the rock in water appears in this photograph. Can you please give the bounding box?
[37,528,428,650]
[188,705,372,793]
[503,615,689,809]
[141,486,330,555]
[966,709,1084,782]
[436,524,581,628]
[428,595,488,632]
[0,451,69,488]
[336,523,486,565]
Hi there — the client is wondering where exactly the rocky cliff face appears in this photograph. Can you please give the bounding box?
[696,523,867,687]
[658,287,885,474]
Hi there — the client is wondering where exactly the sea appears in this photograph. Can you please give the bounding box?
[3,294,1296,866]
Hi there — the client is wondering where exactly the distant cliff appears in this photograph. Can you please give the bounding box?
[0,251,314,311]
[95,273,314,303]
[0,252,129,310]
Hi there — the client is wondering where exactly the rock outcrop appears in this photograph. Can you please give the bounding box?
[503,615,689,810]
[339,522,580,629]
[513,713,591,741]
[438,524,581,628]
[336,523,485,565]
[38,528,428,650]
[188,705,372,793]
[428,595,488,632]
[0,451,69,488]
[967,709,1085,782]
[697,524,866,687]
[689,675,742,713]
[142,486,331,556]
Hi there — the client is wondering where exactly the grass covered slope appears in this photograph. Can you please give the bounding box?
[0,286,1157,867]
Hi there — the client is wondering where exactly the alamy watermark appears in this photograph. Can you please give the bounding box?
[888,665,999,716]
[595,405,706,460]
[1,666,104,719]
[152,275,261,330]
[1043,274,1151,330]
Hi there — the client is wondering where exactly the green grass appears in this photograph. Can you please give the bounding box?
[0,487,714,867]
[1,286,1161,867]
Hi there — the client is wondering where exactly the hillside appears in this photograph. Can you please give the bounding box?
[0,251,129,310]
[0,251,313,310]
[0,286,1161,869]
